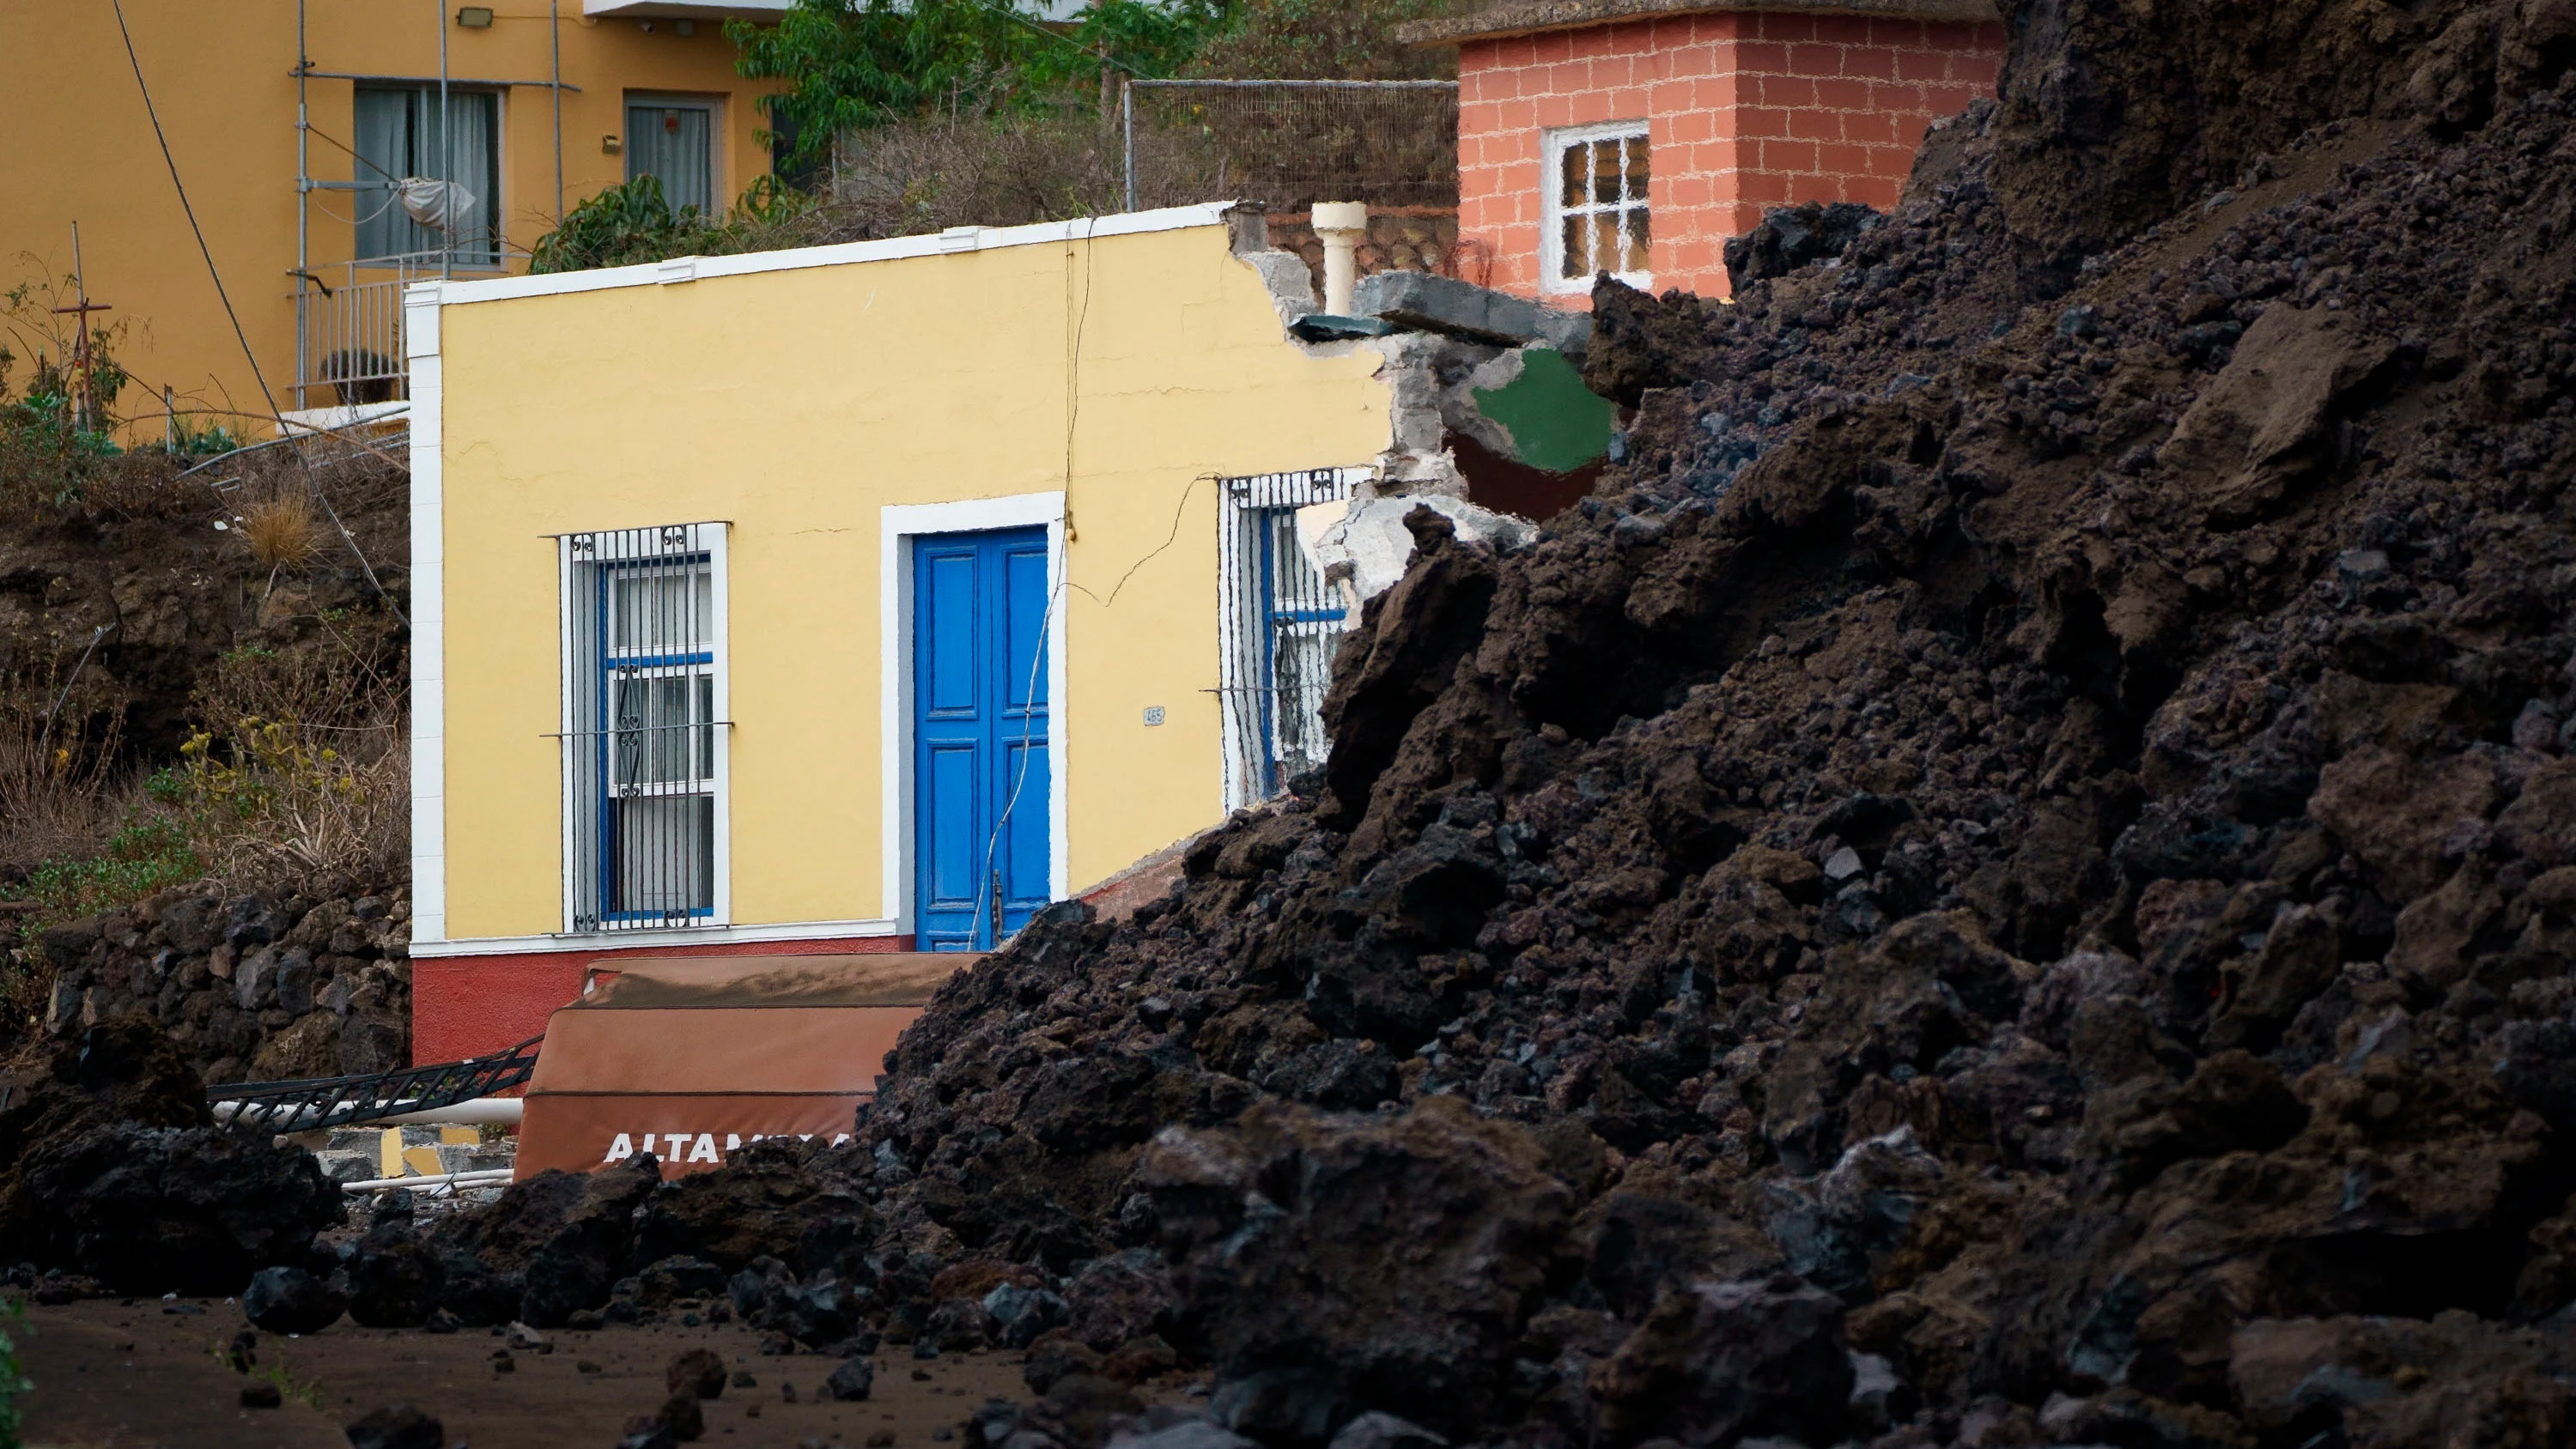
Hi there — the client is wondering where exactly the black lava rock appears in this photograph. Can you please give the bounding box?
[242,1264,346,1335]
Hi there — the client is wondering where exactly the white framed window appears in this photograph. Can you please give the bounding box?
[559,523,730,933]
[625,93,720,215]
[1543,122,1651,294]
[1217,468,1367,810]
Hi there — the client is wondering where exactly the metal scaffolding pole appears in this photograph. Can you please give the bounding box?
[439,0,452,282]
[552,0,565,226]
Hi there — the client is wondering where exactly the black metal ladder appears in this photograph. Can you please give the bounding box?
[208,1034,543,1136]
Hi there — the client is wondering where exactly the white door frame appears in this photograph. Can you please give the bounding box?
[878,493,1071,943]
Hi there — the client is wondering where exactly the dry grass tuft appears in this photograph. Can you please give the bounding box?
[0,694,133,888]
[235,482,325,572]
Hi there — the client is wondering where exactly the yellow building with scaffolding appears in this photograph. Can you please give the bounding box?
[0,0,785,440]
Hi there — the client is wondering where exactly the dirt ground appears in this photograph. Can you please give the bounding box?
[15,1295,1042,1449]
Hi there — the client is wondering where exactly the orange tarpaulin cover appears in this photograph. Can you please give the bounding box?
[514,953,972,1179]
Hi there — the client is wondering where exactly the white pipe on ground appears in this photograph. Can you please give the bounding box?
[338,1168,514,1194]
[1312,201,1368,316]
[379,1097,524,1127]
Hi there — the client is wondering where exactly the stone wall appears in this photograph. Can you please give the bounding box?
[39,888,412,1085]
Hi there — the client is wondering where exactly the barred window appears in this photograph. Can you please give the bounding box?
[1546,124,1650,293]
[561,524,726,932]
[1218,470,1364,809]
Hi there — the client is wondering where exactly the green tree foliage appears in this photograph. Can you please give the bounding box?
[732,0,1219,167]
[1187,0,1457,79]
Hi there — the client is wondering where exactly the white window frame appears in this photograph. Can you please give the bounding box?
[1541,120,1653,296]
[623,91,724,215]
[878,494,1071,943]
[557,521,732,934]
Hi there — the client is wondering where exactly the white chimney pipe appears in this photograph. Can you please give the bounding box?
[1311,201,1368,315]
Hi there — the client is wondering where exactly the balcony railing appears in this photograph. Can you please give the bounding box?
[290,254,442,414]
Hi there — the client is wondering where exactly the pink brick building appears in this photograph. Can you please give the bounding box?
[1401,0,2005,303]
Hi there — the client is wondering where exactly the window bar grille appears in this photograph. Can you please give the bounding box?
[562,524,720,933]
[1218,469,1366,805]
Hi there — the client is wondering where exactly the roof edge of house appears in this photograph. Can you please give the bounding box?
[1396,0,1999,48]
[410,201,1244,309]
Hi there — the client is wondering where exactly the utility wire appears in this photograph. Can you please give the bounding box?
[304,120,404,185]
[970,215,1097,949]
[110,0,408,628]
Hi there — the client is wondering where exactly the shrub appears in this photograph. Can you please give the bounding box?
[0,260,216,522]
[733,0,1223,169]
[160,713,404,888]
[521,0,1464,276]
[1186,0,1457,79]
[0,616,407,1036]
[529,175,699,274]
[159,623,409,890]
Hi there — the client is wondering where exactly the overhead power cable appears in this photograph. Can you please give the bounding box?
[109,0,408,628]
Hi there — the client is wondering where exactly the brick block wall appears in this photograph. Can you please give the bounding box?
[1457,10,2003,304]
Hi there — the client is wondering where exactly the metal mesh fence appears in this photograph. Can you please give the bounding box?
[1122,80,1459,212]
[559,524,725,933]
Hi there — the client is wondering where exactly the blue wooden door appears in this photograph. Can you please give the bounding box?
[913,527,1052,951]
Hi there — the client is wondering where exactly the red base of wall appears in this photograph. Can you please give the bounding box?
[412,935,913,1066]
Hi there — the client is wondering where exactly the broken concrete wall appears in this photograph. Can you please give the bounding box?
[1231,215,1613,519]
[1301,494,1537,606]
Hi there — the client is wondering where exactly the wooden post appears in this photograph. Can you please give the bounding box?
[51,223,112,433]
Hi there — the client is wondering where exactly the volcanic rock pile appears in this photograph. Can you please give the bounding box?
[807,2,2576,1445]
[0,1018,342,1294]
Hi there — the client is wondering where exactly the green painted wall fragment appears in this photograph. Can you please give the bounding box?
[1471,347,1615,474]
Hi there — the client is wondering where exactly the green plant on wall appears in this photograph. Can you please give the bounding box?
[530,174,825,275]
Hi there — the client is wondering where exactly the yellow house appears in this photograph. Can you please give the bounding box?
[409,203,1404,1062]
[0,0,781,438]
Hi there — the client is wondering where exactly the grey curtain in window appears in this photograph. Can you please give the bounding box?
[628,103,714,215]
[354,86,500,266]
